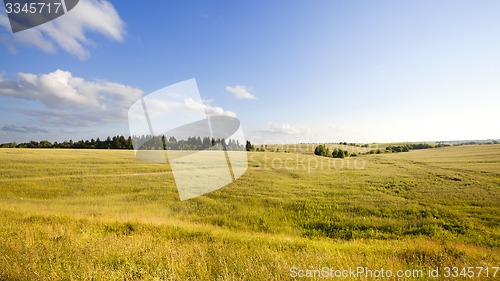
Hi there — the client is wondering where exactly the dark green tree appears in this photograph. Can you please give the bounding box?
[246,140,254,151]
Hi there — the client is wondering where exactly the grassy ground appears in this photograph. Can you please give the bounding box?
[0,145,498,280]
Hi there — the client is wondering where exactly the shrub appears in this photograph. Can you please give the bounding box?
[314,145,327,156]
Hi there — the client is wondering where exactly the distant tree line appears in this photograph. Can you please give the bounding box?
[314,142,447,158]
[0,136,133,149]
[337,142,369,148]
[366,143,443,154]
[384,143,433,153]
[314,144,357,158]
[452,140,498,145]
[0,135,245,151]
[248,143,289,153]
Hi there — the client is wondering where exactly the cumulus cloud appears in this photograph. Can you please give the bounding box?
[225,85,256,100]
[0,69,142,109]
[0,69,143,126]
[260,122,302,135]
[139,97,237,120]
[0,0,125,59]
[186,98,237,117]
[0,125,48,133]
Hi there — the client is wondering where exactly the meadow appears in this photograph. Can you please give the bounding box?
[0,144,498,280]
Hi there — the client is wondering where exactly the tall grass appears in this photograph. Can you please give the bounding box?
[0,145,499,279]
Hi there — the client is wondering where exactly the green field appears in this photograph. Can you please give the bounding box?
[0,145,499,280]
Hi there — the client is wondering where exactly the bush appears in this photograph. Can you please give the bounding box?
[332,148,349,158]
[314,145,327,156]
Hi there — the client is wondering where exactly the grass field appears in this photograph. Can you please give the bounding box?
[0,145,499,280]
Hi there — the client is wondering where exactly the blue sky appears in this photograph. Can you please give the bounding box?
[0,0,499,144]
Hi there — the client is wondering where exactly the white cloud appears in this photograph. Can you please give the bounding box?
[0,71,238,133]
[260,122,302,135]
[140,97,237,119]
[0,0,125,59]
[196,99,237,117]
[204,104,237,117]
[0,69,143,126]
[0,69,142,109]
[225,85,256,100]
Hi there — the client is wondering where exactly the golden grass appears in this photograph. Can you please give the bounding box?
[0,145,499,280]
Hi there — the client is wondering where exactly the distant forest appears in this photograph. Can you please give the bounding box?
[1,137,497,151]
[0,135,247,151]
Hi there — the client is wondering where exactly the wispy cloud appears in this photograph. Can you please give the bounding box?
[225,85,256,100]
[329,124,346,131]
[0,125,48,133]
[0,0,125,59]
[260,122,302,135]
[0,69,143,126]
